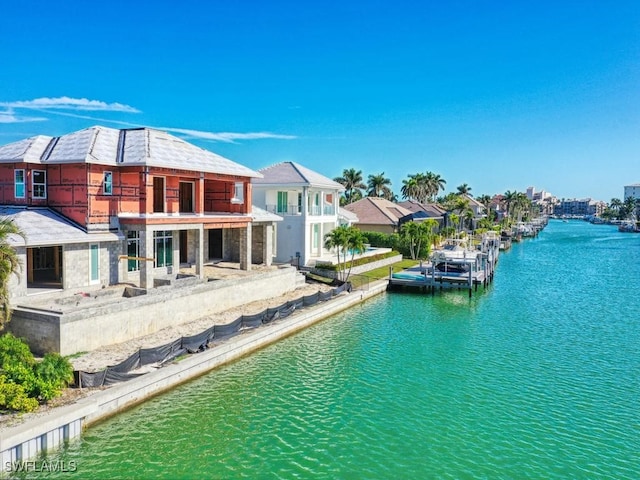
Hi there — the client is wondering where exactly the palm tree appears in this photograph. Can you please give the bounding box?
[400,219,438,259]
[367,172,392,199]
[401,174,422,202]
[425,172,446,202]
[324,225,349,281]
[0,218,25,330]
[622,196,639,220]
[334,168,366,205]
[456,183,472,196]
[344,228,366,281]
[503,190,518,219]
[324,225,365,282]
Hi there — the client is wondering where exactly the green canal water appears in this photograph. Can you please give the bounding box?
[27,220,640,479]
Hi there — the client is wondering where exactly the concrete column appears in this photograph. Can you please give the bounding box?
[171,230,180,274]
[118,238,128,284]
[195,226,205,277]
[263,224,273,267]
[139,229,154,289]
[239,225,252,271]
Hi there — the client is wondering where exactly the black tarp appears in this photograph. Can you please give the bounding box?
[74,283,351,388]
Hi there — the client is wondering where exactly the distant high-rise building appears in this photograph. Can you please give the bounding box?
[623,184,640,200]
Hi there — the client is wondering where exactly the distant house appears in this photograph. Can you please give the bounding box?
[251,161,347,266]
[343,197,412,234]
[0,126,277,298]
[397,200,446,229]
[463,194,485,217]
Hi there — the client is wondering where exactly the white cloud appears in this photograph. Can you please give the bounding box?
[0,96,140,113]
[0,109,47,123]
[0,97,296,142]
[163,127,297,142]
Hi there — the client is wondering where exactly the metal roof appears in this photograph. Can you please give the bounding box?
[253,161,344,190]
[0,207,122,247]
[251,205,283,223]
[0,126,262,178]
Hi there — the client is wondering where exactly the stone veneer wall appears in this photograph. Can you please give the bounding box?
[9,266,302,356]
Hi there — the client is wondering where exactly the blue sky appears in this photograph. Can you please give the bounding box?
[1,0,639,202]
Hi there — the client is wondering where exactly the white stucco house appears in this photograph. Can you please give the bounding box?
[252,162,354,266]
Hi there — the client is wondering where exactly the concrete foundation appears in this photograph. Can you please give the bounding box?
[9,266,302,356]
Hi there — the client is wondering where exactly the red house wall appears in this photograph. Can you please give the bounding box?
[0,162,252,225]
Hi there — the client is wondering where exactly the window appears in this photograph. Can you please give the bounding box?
[153,177,165,213]
[90,244,100,283]
[14,169,25,198]
[127,231,140,272]
[154,230,173,267]
[179,182,194,213]
[32,170,46,199]
[103,171,113,195]
[277,191,288,214]
[297,193,303,214]
[231,182,244,204]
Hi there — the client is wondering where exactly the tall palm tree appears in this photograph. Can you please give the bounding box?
[334,168,366,205]
[401,174,421,202]
[622,196,639,220]
[324,225,350,281]
[367,172,392,199]
[402,172,435,203]
[0,218,25,330]
[456,183,472,196]
[324,225,365,282]
[425,172,446,202]
[503,190,518,218]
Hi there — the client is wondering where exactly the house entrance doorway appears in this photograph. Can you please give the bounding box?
[27,246,63,288]
[179,230,188,264]
[208,229,223,259]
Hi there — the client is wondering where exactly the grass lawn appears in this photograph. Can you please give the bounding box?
[357,259,421,281]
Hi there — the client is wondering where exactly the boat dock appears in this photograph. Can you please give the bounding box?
[387,232,501,297]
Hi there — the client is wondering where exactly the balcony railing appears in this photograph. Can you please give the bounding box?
[265,204,336,216]
[309,205,336,216]
[266,205,302,216]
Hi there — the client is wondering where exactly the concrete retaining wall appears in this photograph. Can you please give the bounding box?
[10,266,302,356]
[312,254,403,279]
[0,281,388,472]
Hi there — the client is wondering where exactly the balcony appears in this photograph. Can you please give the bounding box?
[266,204,302,216]
[264,204,336,216]
[308,205,336,216]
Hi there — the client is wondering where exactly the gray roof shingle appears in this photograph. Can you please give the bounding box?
[343,197,412,226]
[253,162,343,190]
[0,207,122,247]
[0,126,262,178]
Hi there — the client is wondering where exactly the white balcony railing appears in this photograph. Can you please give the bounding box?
[266,204,302,216]
[265,204,336,216]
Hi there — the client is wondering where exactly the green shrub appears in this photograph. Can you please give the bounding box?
[0,376,39,412]
[0,333,35,369]
[0,334,74,411]
[360,231,403,249]
[34,353,74,400]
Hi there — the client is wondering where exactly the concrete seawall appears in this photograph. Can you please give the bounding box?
[0,281,387,469]
[9,266,304,356]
